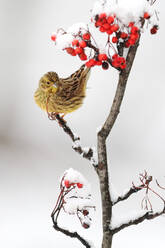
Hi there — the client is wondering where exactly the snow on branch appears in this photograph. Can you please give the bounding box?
[112,184,144,205]
[51,169,95,247]
[49,114,98,167]
[111,207,165,234]
[51,0,159,72]
[111,171,165,234]
[51,168,95,229]
[51,168,96,248]
[53,222,91,248]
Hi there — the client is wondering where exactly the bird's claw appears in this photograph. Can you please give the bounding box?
[47,112,67,126]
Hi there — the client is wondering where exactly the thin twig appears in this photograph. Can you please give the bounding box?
[113,184,144,205]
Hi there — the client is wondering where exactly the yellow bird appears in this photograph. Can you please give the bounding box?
[34,65,91,118]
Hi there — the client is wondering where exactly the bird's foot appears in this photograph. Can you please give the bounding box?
[47,112,57,121]
[47,112,67,126]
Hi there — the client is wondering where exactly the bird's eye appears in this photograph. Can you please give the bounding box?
[46,81,50,85]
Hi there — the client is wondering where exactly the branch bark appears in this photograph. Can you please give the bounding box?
[96,39,141,248]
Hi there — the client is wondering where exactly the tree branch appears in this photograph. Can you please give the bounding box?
[96,38,141,247]
[52,220,91,248]
[98,40,140,140]
[112,184,144,205]
[111,206,165,234]
[53,114,97,167]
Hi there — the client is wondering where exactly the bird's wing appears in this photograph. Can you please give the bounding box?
[56,65,91,98]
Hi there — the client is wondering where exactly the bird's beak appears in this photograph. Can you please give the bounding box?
[52,83,57,93]
[52,82,57,88]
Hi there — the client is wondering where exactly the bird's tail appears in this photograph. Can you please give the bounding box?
[79,64,91,95]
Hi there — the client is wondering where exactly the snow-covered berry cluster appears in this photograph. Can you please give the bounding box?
[64,179,83,189]
[51,0,159,72]
[93,13,140,48]
[52,168,95,229]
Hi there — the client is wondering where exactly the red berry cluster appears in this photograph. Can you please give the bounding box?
[51,11,159,72]
[112,54,126,69]
[94,13,118,34]
[64,179,83,189]
[93,13,140,48]
[65,32,91,61]
[85,53,109,70]
[95,13,139,47]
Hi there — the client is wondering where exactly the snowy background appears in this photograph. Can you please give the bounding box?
[0,0,165,247]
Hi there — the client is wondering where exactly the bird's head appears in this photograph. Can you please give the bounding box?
[39,71,59,92]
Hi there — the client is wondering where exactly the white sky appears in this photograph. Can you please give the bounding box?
[0,0,165,247]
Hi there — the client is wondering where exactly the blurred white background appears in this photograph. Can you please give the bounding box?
[0,0,164,247]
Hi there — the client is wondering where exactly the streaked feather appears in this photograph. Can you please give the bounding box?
[34,64,91,114]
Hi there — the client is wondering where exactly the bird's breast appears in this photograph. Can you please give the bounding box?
[34,89,48,111]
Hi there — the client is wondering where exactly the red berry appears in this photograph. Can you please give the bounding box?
[98,53,108,61]
[103,23,110,30]
[82,33,91,40]
[99,26,106,32]
[128,38,135,45]
[144,12,150,19]
[99,13,107,19]
[86,59,96,67]
[79,53,87,61]
[77,183,83,188]
[83,210,89,216]
[116,57,123,64]
[112,36,118,43]
[95,21,100,27]
[82,222,90,229]
[120,63,126,69]
[125,40,130,48]
[112,53,118,60]
[75,47,84,55]
[72,39,79,47]
[150,26,157,34]
[131,26,139,34]
[102,61,109,70]
[95,60,102,66]
[112,60,118,67]
[130,34,137,40]
[120,57,126,64]
[111,24,119,32]
[51,33,56,41]
[128,22,134,27]
[79,40,87,48]
[120,32,128,39]
[65,47,76,56]
[106,28,113,35]
[107,16,114,24]
[64,180,71,188]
